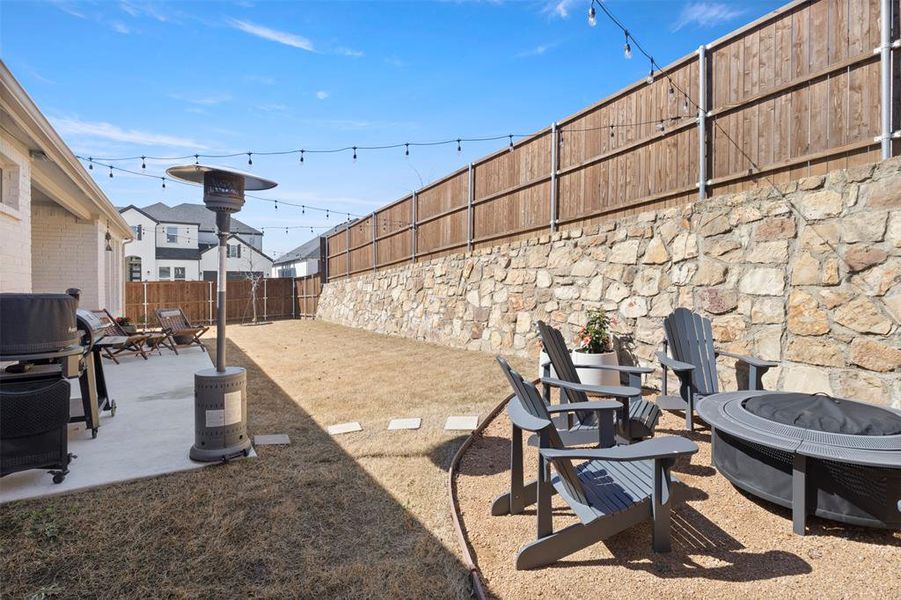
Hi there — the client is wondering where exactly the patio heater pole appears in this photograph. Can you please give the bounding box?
[879,0,892,160]
[166,164,277,462]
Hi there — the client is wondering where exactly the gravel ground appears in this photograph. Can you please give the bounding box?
[457,408,901,599]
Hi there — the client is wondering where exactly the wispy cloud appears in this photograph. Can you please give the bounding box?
[169,93,232,106]
[49,0,86,19]
[227,18,315,51]
[384,56,408,68]
[671,2,746,31]
[335,46,364,58]
[542,0,577,19]
[315,90,329,100]
[51,116,207,149]
[110,21,131,34]
[255,103,288,112]
[516,43,556,58]
[119,1,170,22]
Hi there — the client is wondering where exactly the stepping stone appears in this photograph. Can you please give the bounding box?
[444,415,479,431]
[327,421,363,435]
[388,418,421,431]
[254,434,291,446]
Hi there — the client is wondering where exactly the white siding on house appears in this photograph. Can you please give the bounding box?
[200,236,272,277]
[121,208,157,281]
[0,136,32,292]
[155,222,198,248]
[272,258,317,278]
[156,259,200,281]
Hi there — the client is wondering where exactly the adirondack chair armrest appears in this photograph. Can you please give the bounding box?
[656,352,695,373]
[568,363,653,375]
[715,350,778,369]
[545,400,624,414]
[540,377,640,399]
[540,436,698,462]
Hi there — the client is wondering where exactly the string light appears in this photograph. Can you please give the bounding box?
[405,143,409,157]
[456,138,462,153]
[161,177,166,189]
[88,157,93,170]
[247,152,253,166]
[352,146,357,161]
[109,166,113,178]
[646,68,655,85]
[141,156,146,169]
[656,120,665,132]
[623,33,632,59]
[275,199,278,211]
[588,3,597,27]
[300,149,305,164]
[194,154,199,165]
[610,125,615,138]
[508,135,514,150]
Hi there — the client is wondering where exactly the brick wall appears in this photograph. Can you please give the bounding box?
[0,138,32,292]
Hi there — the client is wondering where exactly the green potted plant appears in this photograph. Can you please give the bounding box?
[571,309,620,387]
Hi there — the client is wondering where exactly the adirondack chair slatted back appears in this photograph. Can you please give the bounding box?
[536,321,589,406]
[157,308,189,331]
[90,310,121,338]
[496,357,589,506]
[663,308,719,396]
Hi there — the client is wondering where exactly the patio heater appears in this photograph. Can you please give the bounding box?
[166,164,277,462]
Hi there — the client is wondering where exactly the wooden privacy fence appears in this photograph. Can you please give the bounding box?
[125,275,321,327]
[327,0,899,281]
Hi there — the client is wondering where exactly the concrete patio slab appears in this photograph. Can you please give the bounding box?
[444,415,479,431]
[254,433,291,445]
[327,421,363,435]
[0,347,220,504]
[388,417,421,430]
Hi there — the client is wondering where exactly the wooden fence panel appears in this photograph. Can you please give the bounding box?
[325,0,895,281]
[294,274,321,318]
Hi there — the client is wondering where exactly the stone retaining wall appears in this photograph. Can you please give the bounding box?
[318,159,901,407]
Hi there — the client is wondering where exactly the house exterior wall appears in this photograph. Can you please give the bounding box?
[272,258,317,278]
[155,222,198,249]
[120,207,157,281]
[0,136,32,292]
[200,237,272,276]
[155,259,200,281]
[318,158,901,408]
[31,201,126,314]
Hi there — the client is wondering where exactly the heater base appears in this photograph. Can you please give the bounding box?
[190,367,251,463]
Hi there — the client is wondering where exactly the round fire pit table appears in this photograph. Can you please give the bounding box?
[697,391,901,535]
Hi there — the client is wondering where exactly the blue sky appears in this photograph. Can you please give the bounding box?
[1,0,783,258]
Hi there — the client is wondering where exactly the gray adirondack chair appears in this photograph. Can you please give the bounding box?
[537,321,660,443]
[657,307,778,430]
[493,357,698,569]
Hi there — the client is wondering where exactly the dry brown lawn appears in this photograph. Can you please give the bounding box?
[458,409,901,600]
[0,320,530,599]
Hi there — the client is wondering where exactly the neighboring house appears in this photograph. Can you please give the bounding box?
[0,61,131,314]
[119,203,271,281]
[270,222,348,278]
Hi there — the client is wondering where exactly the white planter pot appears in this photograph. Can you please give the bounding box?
[538,350,620,387]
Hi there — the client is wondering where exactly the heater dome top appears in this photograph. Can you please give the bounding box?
[165,164,278,191]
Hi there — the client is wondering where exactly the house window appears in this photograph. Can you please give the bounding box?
[159,266,171,279]
[227,244,242,258]
[127,256,142,281]
[174,267,186,280]
[131,224,143,240]
[166,226,178,243]
[0,163,21,211]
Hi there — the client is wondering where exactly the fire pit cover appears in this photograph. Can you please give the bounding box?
[744,393,901,436]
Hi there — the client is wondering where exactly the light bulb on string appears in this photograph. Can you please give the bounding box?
[588,4,597,27]
[656,120,665,132]
[684,95,690,113]
[610,125,615,139]
[300,149,305,164]
[88,157,93,170]
[161,177,166,189]
[646,68,655,85]
[457,139,462,153]
[352,146,357,161]
[302,206,305,215]
[247,153,253,166]
[508,135,514,151]
[326,210,330,220]
[141,156,146,169]
[404,143,409,157]
[275,199,278,211]
[668,82,675,97]
[624,33,632,59]
[109,166,114,178]
[285,227,288,235]
[194,154,199,165]
[310,227,314,233]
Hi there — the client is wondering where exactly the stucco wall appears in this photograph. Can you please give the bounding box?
[318,159,901,407]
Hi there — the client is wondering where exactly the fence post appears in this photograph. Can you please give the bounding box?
[208,280,214,324]
[879,0,894,159]
[263,278,268,321]
[292,277,297,319]
[411,192,417,263]
[371,214,377,272]
[697,44,708,200]
[345,223,351,278]
[467,163,474,252]
[550,121,559,233]
[142,280,148,329]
